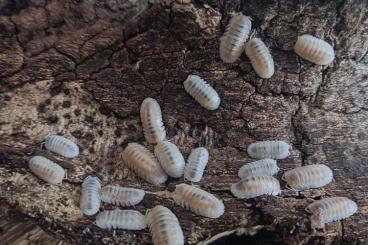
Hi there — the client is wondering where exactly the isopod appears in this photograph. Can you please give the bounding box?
[183,75,220,110]
[96,209,147,230]
[230,175,281,199]
[146,205,184,245]
[154,141,185,178]
[245,38,274,78]
[282,164,333,191]
[294,34,335,65]
[247,140,292,159]
[306,197,357,231]
[44,134,79,158]
[238,159,279,179]
[219,14,252,63]
[173,183,224,218]
[184,147,209,182]
[80,176,101,216]
[140,98,166,144]
[28,156,65,185]
[122,143,168,186]
[100,185,145,207]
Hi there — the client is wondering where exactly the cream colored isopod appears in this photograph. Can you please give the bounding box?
[245,38,274,78]
[28,156,65,185]
[140,97,166,144]
[231,175,281,199]
[154,141,185,178]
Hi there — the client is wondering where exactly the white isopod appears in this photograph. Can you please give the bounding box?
[173,184,225,218]
[183,75,220,110]
[122,143,168,186]
[184,147,209,182]
[247,140,292,159]
[245,38,275,79]
[282,164,333,191]
[230,175,281,199]
[219,14,252,63]
[146,205,184,245]
[294,34,335,65]
[306,197,358,231]
[238,159,279,179]
[80,176,101,216]
[28,156,65,185]
[44,134,79,158]
[96,209,147,230]
[140,98,166,144]
[100,185,145,207]
[154,141,185,178]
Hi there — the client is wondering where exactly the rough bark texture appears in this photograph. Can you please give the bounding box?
[0,0,368,244]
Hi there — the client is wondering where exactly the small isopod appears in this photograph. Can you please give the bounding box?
[230,175,281,199]
[245,38,274,78]
[146,205,184,245]
[154,141,185,178]
[80,176,101,216]
[219,14,252,63]
[294,34,335,65]
[140,98,166,144]
[28,156,65,185]
[44,134,79,158]
[282,164,333,191]
[122,143,168,186]
[100,185,145,207]
[173,184,224,218]
[306,197,357,231]
[183,75,220,110]
[184,147,209,182]
[96,209,147,230]
[238,159,279,179]
[247,140,292,159]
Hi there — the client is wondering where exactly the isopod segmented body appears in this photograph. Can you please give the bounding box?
[184,147,209,182]
[44,134,79,158]
[306,197,357,230]
[100,185,145,207]
[220,14,252,63]
[140,98,166,144]
[245,38,274,79]
[154,141,185,178]
[238,159,279,179]
[122,143,167,186]
[230,175,281,199]
[96,209,147,230]
[282,164,333,191]
[183,75,220,110]
[247,140,292,159]
[28,156,65,185]
[80,176,101,216]
[294,34,335,65]
[173,184,224,218]
[146,205,184,245]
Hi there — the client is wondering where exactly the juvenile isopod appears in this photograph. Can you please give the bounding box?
[146,205,184,245]
[140,98,166,144]
[184,147,209,182]
[96,209,147,230]
[306,197,358,231]
[28,156,65,185]
[282,164,333,191]
[183,75,220,110]
[219,14,252,63]
[100,185,145,207]
[247,140,292,159]
[80,176,101,216]
[238,159,279,179]
[122,143,168,186]
[245,38,274,78]
[294,34,335,65]
[173,184,224,218]
[230,175,281,199]
[154,141,185,178]
[44,134,79,158]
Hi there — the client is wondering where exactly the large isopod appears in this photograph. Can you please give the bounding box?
[247,140,292,159]
[238,159,279,179]
[140,98,166,144]
[100,185,145,207]
[96,209,147,230]
[44,134,79,158]
[184,147,209,182]
[28,156,65,185]
[80,176,101,216]
[154,141,185,178]
[230,175,281,199]
[245,38,274,78]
